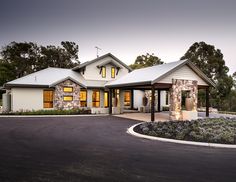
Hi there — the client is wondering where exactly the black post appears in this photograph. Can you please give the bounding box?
[130,89,134,110]
[151,85,155,121]
[158,89,161,112]
[206,87,209,117]
[109,88,113,114]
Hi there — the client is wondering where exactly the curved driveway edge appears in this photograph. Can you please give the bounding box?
[0,114,108,118]
[127,122,236,149]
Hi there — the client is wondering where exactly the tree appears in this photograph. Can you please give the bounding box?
[1,42,39,78]
[181,41,233,110]
[130,53,163,69]
[0,41,80,80]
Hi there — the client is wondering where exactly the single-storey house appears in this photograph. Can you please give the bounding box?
[2,53,214,121]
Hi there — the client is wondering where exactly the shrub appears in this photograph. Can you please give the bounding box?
[135,118,236,144]
[0,108,91,115]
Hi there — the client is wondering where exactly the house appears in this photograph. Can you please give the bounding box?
[2,53,214,120]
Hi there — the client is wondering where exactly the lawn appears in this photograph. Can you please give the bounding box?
[135,118,236,144]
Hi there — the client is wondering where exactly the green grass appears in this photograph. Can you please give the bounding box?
[136,118,236,144]
[0,108,91,115]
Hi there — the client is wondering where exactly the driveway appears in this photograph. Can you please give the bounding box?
[0,116,235,182]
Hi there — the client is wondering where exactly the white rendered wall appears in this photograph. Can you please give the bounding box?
[11,88,44,111]
[82,56,129,81]
[158,65,208,86]
[133,90,145,109]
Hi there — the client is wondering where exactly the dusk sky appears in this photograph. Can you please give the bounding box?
[0,0,236,74]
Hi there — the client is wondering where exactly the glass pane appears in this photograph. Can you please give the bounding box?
[80,90,87,101]
[63,87,73,92]
[124,91,131,106]
[43,90,54,108]
[104,92,108,107]
[92,90,100,107]
[80,101,87,107]
[111,67,115,78]
[102,67,106,78]
[63,96,73,101]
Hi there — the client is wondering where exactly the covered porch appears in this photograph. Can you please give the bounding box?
[105,60,215,121]
[107,83,210,122]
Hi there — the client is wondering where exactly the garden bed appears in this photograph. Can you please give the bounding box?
[134,118,236,144]
[0,108,91,115]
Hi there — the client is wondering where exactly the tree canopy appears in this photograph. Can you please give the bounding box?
[130,53,163,70]
[0,40,80,100]
[181,41,234,109]
[0,41,79,84]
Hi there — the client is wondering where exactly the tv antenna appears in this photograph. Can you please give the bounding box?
[95,46,102,58]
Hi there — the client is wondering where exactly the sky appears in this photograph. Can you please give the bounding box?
[0,0,236,74]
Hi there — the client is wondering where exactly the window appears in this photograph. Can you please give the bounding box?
[124,91,131,106]
[43,90,54,108]
[63,87,73,92]
[63,96,73,101]
[104,92,109,108]
[92,90,100,107]
[166,91,169,105]
[111,67,115,78]
[102,66,106,78]
[80,89,87,107]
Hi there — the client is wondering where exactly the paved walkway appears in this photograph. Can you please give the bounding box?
[115,112,170,122]
[115,111,236,122]
[0,116,235,182]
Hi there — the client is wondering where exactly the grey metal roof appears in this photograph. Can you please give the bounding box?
[4,67,87,88]
[105,60,215,88]
[4,67,109,89]
[72,53,132,72]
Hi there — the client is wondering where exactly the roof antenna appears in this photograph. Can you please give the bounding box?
[95,46,101,58]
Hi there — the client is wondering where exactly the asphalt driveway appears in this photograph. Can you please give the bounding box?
[0,116,235,182]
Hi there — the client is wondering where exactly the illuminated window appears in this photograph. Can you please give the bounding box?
[104,92,109,108]
[63,87,73,92]
[102,66,106,78]
[80,89,87,107]
[111,67,115,78]
[43,90,54,108]
[63,96,73,101]
[92,90,100,107]
[124,91,131,106]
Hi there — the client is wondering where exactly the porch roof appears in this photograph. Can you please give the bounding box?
[105,60,215,88]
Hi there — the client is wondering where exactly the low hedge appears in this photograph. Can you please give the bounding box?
[0,108,91,115]
[135,118,236,144]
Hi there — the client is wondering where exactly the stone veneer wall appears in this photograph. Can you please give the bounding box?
[54,79,81,110]
[170,79,198,120]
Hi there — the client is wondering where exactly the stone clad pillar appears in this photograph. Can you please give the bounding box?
[170,79,198,120]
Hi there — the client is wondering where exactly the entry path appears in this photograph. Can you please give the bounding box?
[0,116,235,182]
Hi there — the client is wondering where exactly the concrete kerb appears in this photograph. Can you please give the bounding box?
[0,114,109,118]
[127,122,236,149]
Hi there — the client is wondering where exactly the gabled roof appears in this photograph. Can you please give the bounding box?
[4,67,87,88]
[105,60,215,88]
[72,53,132,72]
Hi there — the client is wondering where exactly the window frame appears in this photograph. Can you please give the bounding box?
[104,91,109,108]
[63,95,73,101]
[80,89,87,107]
[111,67,115,78]
[63,87,73,93]
[124,90,131,106]
[43,90,54,108]
[102,66,106,78]
[92,90,100,107]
